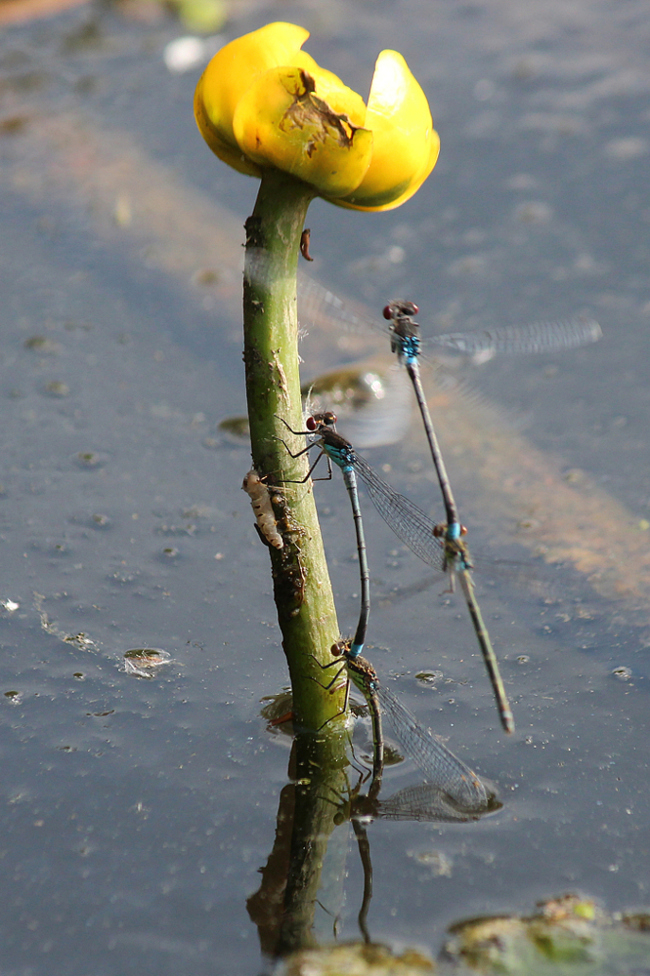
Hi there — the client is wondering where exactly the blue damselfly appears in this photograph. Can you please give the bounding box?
[279,412,514,732]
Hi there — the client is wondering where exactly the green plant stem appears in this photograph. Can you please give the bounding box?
[243,168,346,731]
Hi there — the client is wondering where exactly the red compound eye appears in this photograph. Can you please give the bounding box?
[306,416,317,431]
[383,301,419,320]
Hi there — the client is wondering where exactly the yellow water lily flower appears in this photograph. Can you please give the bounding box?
[194,22,439,212]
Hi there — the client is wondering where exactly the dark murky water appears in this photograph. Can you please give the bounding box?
[1,1,649,973]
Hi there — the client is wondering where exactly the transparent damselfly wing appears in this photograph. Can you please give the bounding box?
[338,647,490,811]
[373,678,489,811]
[297,271,602,366]
[370,782,500,823]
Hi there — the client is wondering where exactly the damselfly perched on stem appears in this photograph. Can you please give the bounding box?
[278,411,514,732]
[321,639,490,812]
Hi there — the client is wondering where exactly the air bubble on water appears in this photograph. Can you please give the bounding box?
[416,670,444,686]
[612,666,632,682]
[123,648,172,678]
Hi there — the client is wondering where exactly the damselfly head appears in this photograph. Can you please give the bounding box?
[307,410,337,431]
[383,300,419,321]
[331,639,347,658]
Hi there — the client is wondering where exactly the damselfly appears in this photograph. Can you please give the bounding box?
[299,277,601,528]
[279,416,372,655]
[323,640,490,812]
[383,300,462,534]
[298,276,601,366]
[279,411,514,732]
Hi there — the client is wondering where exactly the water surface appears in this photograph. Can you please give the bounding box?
[1,1,649,972]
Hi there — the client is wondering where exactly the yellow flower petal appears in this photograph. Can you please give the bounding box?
[194,24,438,209]
[194,23,310,155]
[194,80,262,176]
[233,67,374,196]
[332,50,440,211]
